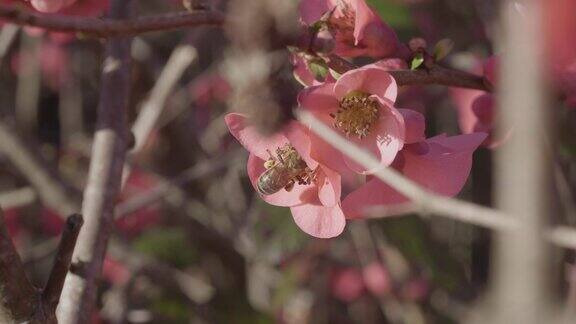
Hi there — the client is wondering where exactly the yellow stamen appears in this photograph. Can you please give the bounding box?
[330,91,380,138]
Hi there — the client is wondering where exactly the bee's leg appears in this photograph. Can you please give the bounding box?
[266,149,276,160]
[294,175,304,185]
[284,180,295,192]
[275,147,287,166]
[264,149,277,169]
[300,168,314,185]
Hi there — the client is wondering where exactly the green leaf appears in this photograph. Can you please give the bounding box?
[134,228,198,268]
[410,53,424,70]
[309,59,329,81]
[365,0,413,29]
[433,38,454,61]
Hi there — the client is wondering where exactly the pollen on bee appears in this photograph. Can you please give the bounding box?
[264,159,276,169]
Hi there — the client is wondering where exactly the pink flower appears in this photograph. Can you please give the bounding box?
[298,66,405,174]
[299,0,399,58]
[342,109,486,218]
[331,267,365,302]
[225,113,346,238]
[362,262,391,297]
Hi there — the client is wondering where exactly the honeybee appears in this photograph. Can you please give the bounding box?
[257,147,312,196]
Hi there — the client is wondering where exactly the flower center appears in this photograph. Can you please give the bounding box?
[330,92,380,138]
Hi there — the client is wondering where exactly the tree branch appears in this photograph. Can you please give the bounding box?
[0,120,80,215]
[42,214,84,313]
[325,54,491,92]
[0,5,224,37]
[57,0,132,322]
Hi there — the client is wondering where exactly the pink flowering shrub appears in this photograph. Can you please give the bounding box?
[222,0,491,237]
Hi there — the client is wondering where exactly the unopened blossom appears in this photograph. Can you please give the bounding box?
[225,113,345,238]
[299,0,399,58]
[342,109,487,218]
[298,66,405,174]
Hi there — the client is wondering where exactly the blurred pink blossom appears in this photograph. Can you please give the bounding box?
[103,257,131,285]
[116,169,163,238]
[298,66,405,175]
[1,0,107,15]
[362,261,391,297]
[225,113,346,238]
[401,277,429,301]
[331,267,365,302]
[298,0,399,58]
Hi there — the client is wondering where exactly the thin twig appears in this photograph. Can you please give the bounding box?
[123,44,198,187]
[0,5,224,37]
[57,0,133,322]
[116,152,234,218]
[131,44,198,153]
[325,54,491,91]
[0,23,19,69]
[42,214,84,312]
[0,120,80,215]
[0,187,37,210]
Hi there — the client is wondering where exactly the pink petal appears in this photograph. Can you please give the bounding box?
[225,113,289,160]
[308,129,351,174]
[290,203,346,238]
[247,153,318,207]
[471,93,495,125]
[398,132,487,197]
[342,104,404,174]
[298,0,330,25]
[483,56,498,87]
[292,55,318,87]
[284,121,319,170]
[342,133,487,218]
[342,177,405,218]
[316,166,342,207]
[31,0,66,13]
[298,83,339,114]
[399,109,425,144]
[334,67,397,102]
[449,87,485,134]
[353,0,398,57]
